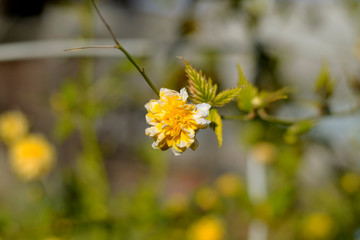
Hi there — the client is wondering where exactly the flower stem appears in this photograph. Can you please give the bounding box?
[221,112,254,121]
[65,45,118,52]
[116,44,159,96]
[257,108,294,125]
[91,0,159,96]
[222,102,360,126]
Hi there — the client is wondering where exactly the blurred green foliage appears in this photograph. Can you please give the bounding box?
[1,0,360,240]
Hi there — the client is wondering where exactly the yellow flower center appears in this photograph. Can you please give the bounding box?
[162,100,196,134]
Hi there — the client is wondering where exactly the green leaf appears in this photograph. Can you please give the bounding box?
[212,87,242,107]
[258,87,290,108]
[182,58,217,104]
[314,61,334,99]
[54,116,75,142]
[284,120,316,144]
[236,65,258,112]
[207,108,223,147]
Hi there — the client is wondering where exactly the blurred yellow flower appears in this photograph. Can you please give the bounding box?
[303,212,333,239]
[250,142,277,164]
[215,173,243,198]
[145,88,210,156]
[187,215,225,240]
[195,187,219,211]
[10,134,55,181]
[0,110,29,145]
[164,193,189,216]
[340,172,360,194]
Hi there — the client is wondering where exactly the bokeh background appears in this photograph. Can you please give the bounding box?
[0,0,360,239]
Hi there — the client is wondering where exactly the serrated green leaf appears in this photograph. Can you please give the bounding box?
[212,87,242,107]
[236,65,258,112]
[314,61,334,99]
[182,58,217,104]
[207,108,223,147]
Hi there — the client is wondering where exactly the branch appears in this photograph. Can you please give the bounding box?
[89,0,159,96]
[221,104,360,126]
[91,0,120,47]
[221,112,255,121]
[64,45,118,52]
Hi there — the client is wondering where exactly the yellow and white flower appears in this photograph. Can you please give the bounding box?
[145,88,210,156]
[10,134,55,181]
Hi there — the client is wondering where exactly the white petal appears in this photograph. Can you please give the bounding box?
[144,102,151,111]
[152,132,166,149]
[195,117,211,126]
[160,88,178,98]
[157,132,166,142]
[145,115,156,125]
[145,126,160,137]
[193,103,211,126]
[177,141,187,148]
[152,141,160,149]
[179,88,188,102]
[186,137,195,146]
[145,101,159,112]
[171,147,183,156]
[194,103,211,117]
[182,128,195,139]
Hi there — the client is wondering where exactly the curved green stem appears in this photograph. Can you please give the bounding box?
[221,111,255,121]
[91,0,159,96]
[222,104,360,126]
[257,108,294,125]
[116,45,159,96]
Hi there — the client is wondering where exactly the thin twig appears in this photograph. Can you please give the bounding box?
[91,0,120,47]
[90,0,159,96]
[64,45,118,52]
